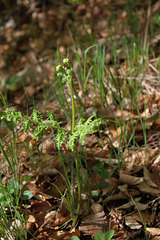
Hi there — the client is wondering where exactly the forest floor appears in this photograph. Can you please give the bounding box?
[0,0,160,239]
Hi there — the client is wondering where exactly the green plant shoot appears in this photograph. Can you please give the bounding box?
[0,58,102,228]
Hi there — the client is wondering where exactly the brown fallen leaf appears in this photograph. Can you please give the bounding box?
[119,171,143,185]
[125,216,142,230]
[146,227,160,236]
[79,211,107,236]
[118,184,129,197]
[30,200,52,214]
[138,181,160,195]
[54,200,71,227]
[104,192,128,204]
[79,198,90,217]
[143,166,157,188]
[135,202,149,211]
[27,215,37,237]
[124,148,159,172]
[116,197,141,210]
[91,203,104,214]
[130,209,155,226]
[102,177,118,196]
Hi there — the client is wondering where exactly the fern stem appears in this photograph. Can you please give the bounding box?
[72,147,81,228]
[69,77,81,227]
[69,80,75,133]
[22,116,71,134]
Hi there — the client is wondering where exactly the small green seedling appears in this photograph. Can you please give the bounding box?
[71,229,114,240]
[94,230,114,240]
[0,178,33,207]
[70,236,80,240]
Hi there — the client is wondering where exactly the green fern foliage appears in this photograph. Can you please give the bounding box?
[0,59,102,151]
[0,58,102,229]
[55,129,67,150]
[0,108,101,151]
[23,118,32,134]
[67,115,102,151]
[1,108,22,123]
[31,109,42,122]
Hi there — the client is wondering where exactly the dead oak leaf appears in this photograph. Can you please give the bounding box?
[116,197,141,210]
[143,166,158,188]
[79,211,107,236]
[146,228,160,236]
[138,181,160,195]
[119,171,143,185]
[125,216,142,230]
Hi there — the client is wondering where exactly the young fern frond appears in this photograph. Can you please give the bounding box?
[55,129,67,150]
[67,126,80,151]
[0,58,102,229]
[46,111,57,123]
[1,108,23,123]
[67,115,102,151]
[32,124,46,139]
[0,108,69,148]
[78,115,102,143]
[23,118,32,134]
[31,109,42,122]
[56,58,73,83]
